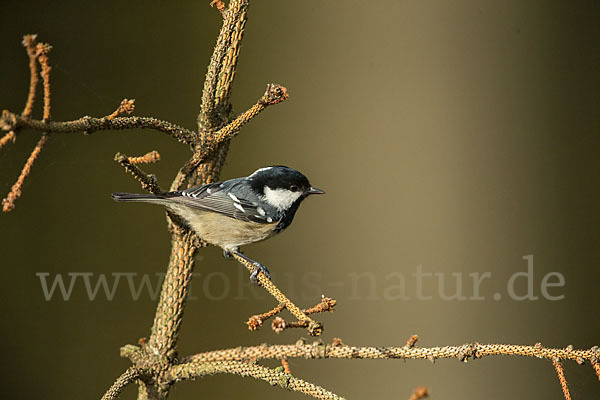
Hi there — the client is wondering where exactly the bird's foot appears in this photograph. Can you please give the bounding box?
[222,249,233,259]
[249,262,271,286]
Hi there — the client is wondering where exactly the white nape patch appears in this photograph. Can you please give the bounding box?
[257,207,266,216]
[262,187,302,211]
[233,202,245,212]
[228,192,240,202]
[248,166,273,179]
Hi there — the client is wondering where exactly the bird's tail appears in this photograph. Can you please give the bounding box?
[111,192,166,203]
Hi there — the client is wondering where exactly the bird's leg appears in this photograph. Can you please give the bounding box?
[222,249,233,259]
[230,250,271,285]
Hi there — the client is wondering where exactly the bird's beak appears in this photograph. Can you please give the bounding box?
[308,187,325,195]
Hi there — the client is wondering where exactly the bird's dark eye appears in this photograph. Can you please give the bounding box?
[290,185,299,192]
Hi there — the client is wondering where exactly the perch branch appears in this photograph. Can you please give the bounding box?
[167,360,345,400]
[101,367,141,400]
[231,252,323,336]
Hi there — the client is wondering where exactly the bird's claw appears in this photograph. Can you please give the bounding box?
[249,262,271,286]
[222,250,233,259]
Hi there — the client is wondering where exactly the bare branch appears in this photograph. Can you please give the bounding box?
[211,83,288,144]
[182,340,599,364]
[107,99,136,120]
[175,84,289,191]
[21,34,39,117]
[101,367,140,400]
[231,252,323,336]
[199,0,249,131]
[0,130,16,149]
[2,134,48,212]
[114,152,162,195]
[246,303,285,331]
[1,110,197,146]
[167,360,345,400]
[127,150,160,165]
[553,357,572,400]
[247,296,336,333]
[36,42,52,121]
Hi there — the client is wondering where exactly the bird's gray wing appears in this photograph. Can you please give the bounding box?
[166,181,274,224]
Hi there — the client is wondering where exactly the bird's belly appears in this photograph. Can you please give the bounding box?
[173,207,277,250]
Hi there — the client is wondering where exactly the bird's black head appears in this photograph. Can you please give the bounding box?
[247,166,324,211]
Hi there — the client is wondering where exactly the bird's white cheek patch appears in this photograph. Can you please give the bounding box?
[262,187,302,210]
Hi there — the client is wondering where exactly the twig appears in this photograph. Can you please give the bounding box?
[0,130,16,149]
[107,99,136,120]
[406,335,419,348]
[246,303,285,331]
[36,42,52,121]
[127,150,160,164]
[408,386,429,400]
[114,152,161,195]
[100,367,141,400]
[167,360,345,400]
[553,357,572,400]
[181,84,289,184]
[281,359,292,374]
[231,252,323,336]
[181,341,599,364]
[304,296,336,314]
[2,134,48,212]
[1,111,197,146]
[210,0,226,16]
[247,296,335,333]
[21,34,39,117]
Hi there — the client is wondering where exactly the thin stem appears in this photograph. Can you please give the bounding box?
[101,367,140,400]
[114,152,162,194]
[231,252,323,336]
[168,361,345,400]
[553,357,572,400]
[21,34,39,117]
[2,134,48,212]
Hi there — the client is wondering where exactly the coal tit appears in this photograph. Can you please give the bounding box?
[111,166,324,282]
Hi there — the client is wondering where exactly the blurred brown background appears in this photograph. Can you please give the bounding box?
[1,1,599,399]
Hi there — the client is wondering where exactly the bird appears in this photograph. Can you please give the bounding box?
[111,166,324,283]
